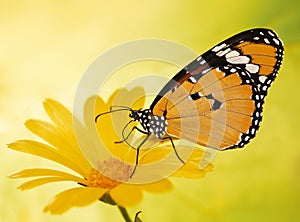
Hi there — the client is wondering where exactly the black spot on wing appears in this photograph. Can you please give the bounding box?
[189,92,201,100]
[212,99,222,110]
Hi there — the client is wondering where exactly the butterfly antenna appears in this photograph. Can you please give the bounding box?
[110,105,133,111]
[95,106,132,123]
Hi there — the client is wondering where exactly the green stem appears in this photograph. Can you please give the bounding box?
[99,193,136,221]
[117,205,132,222]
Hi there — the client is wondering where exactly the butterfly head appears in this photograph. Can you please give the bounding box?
[129,109,152,124]
[129,109,142,121]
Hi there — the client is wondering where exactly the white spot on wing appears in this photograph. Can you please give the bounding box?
[198,92,204,97]
[212,43,227,52]
[189,76,197,83]
[202,68,210,74]
[227,56,250,64]
[216,48,231,57]
[255,111,260,117]
[266,79,272,85]
[268,30,275,36]
[246,64,260,73]
[262,85,268,91]
[200,60,206,65]
[259,75,268,83]
[244,135,250,141]
[273,38,280,45]
[230,68,236,73]
[225,50,240,58]
[264,38,270,44]
[257,102,261,108]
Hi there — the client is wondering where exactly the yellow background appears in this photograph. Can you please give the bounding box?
[1,0,300,221]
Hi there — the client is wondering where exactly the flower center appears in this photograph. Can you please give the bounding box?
[87,168,121,189]
[87,158,132,189]
[97,158,133,182]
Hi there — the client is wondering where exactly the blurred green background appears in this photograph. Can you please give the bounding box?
[1,0,300,221]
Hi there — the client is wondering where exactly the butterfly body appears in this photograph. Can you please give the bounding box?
[129,109,168,139]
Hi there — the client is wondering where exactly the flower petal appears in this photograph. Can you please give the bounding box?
[42,100,92,166]
[92,87,146,157]
[9,168,87,185]
[139,179,173,193]
[130,87,146,110]
[24,119,92,171]
[17,177,86,190]
[105,87,145,110]
[110,87,145,144]
[8,140,91,177]
[25,119,74,153]
[138,143,173,164]
[110,184,143,207]
[43,99,73,136]
[113,87,145,111]
[173,149,214,178]
[44,187,107,214]
[88,96,139,163]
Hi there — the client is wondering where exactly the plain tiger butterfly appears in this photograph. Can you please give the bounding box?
[95,28,284,176]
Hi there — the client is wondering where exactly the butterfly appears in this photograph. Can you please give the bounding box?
[95,28,284,176]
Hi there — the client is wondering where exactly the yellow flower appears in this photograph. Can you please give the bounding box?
[8,87,213,215]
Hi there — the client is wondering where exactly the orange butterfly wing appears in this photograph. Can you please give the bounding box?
[151,28,284,150]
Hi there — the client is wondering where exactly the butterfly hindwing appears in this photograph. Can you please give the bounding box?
[151,28,284,150]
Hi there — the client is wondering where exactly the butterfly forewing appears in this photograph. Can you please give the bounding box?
[151,28,284,150]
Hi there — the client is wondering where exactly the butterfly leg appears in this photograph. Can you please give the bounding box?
[115,126,148,145]
[162,137,185,164]
[130,133,151,178]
